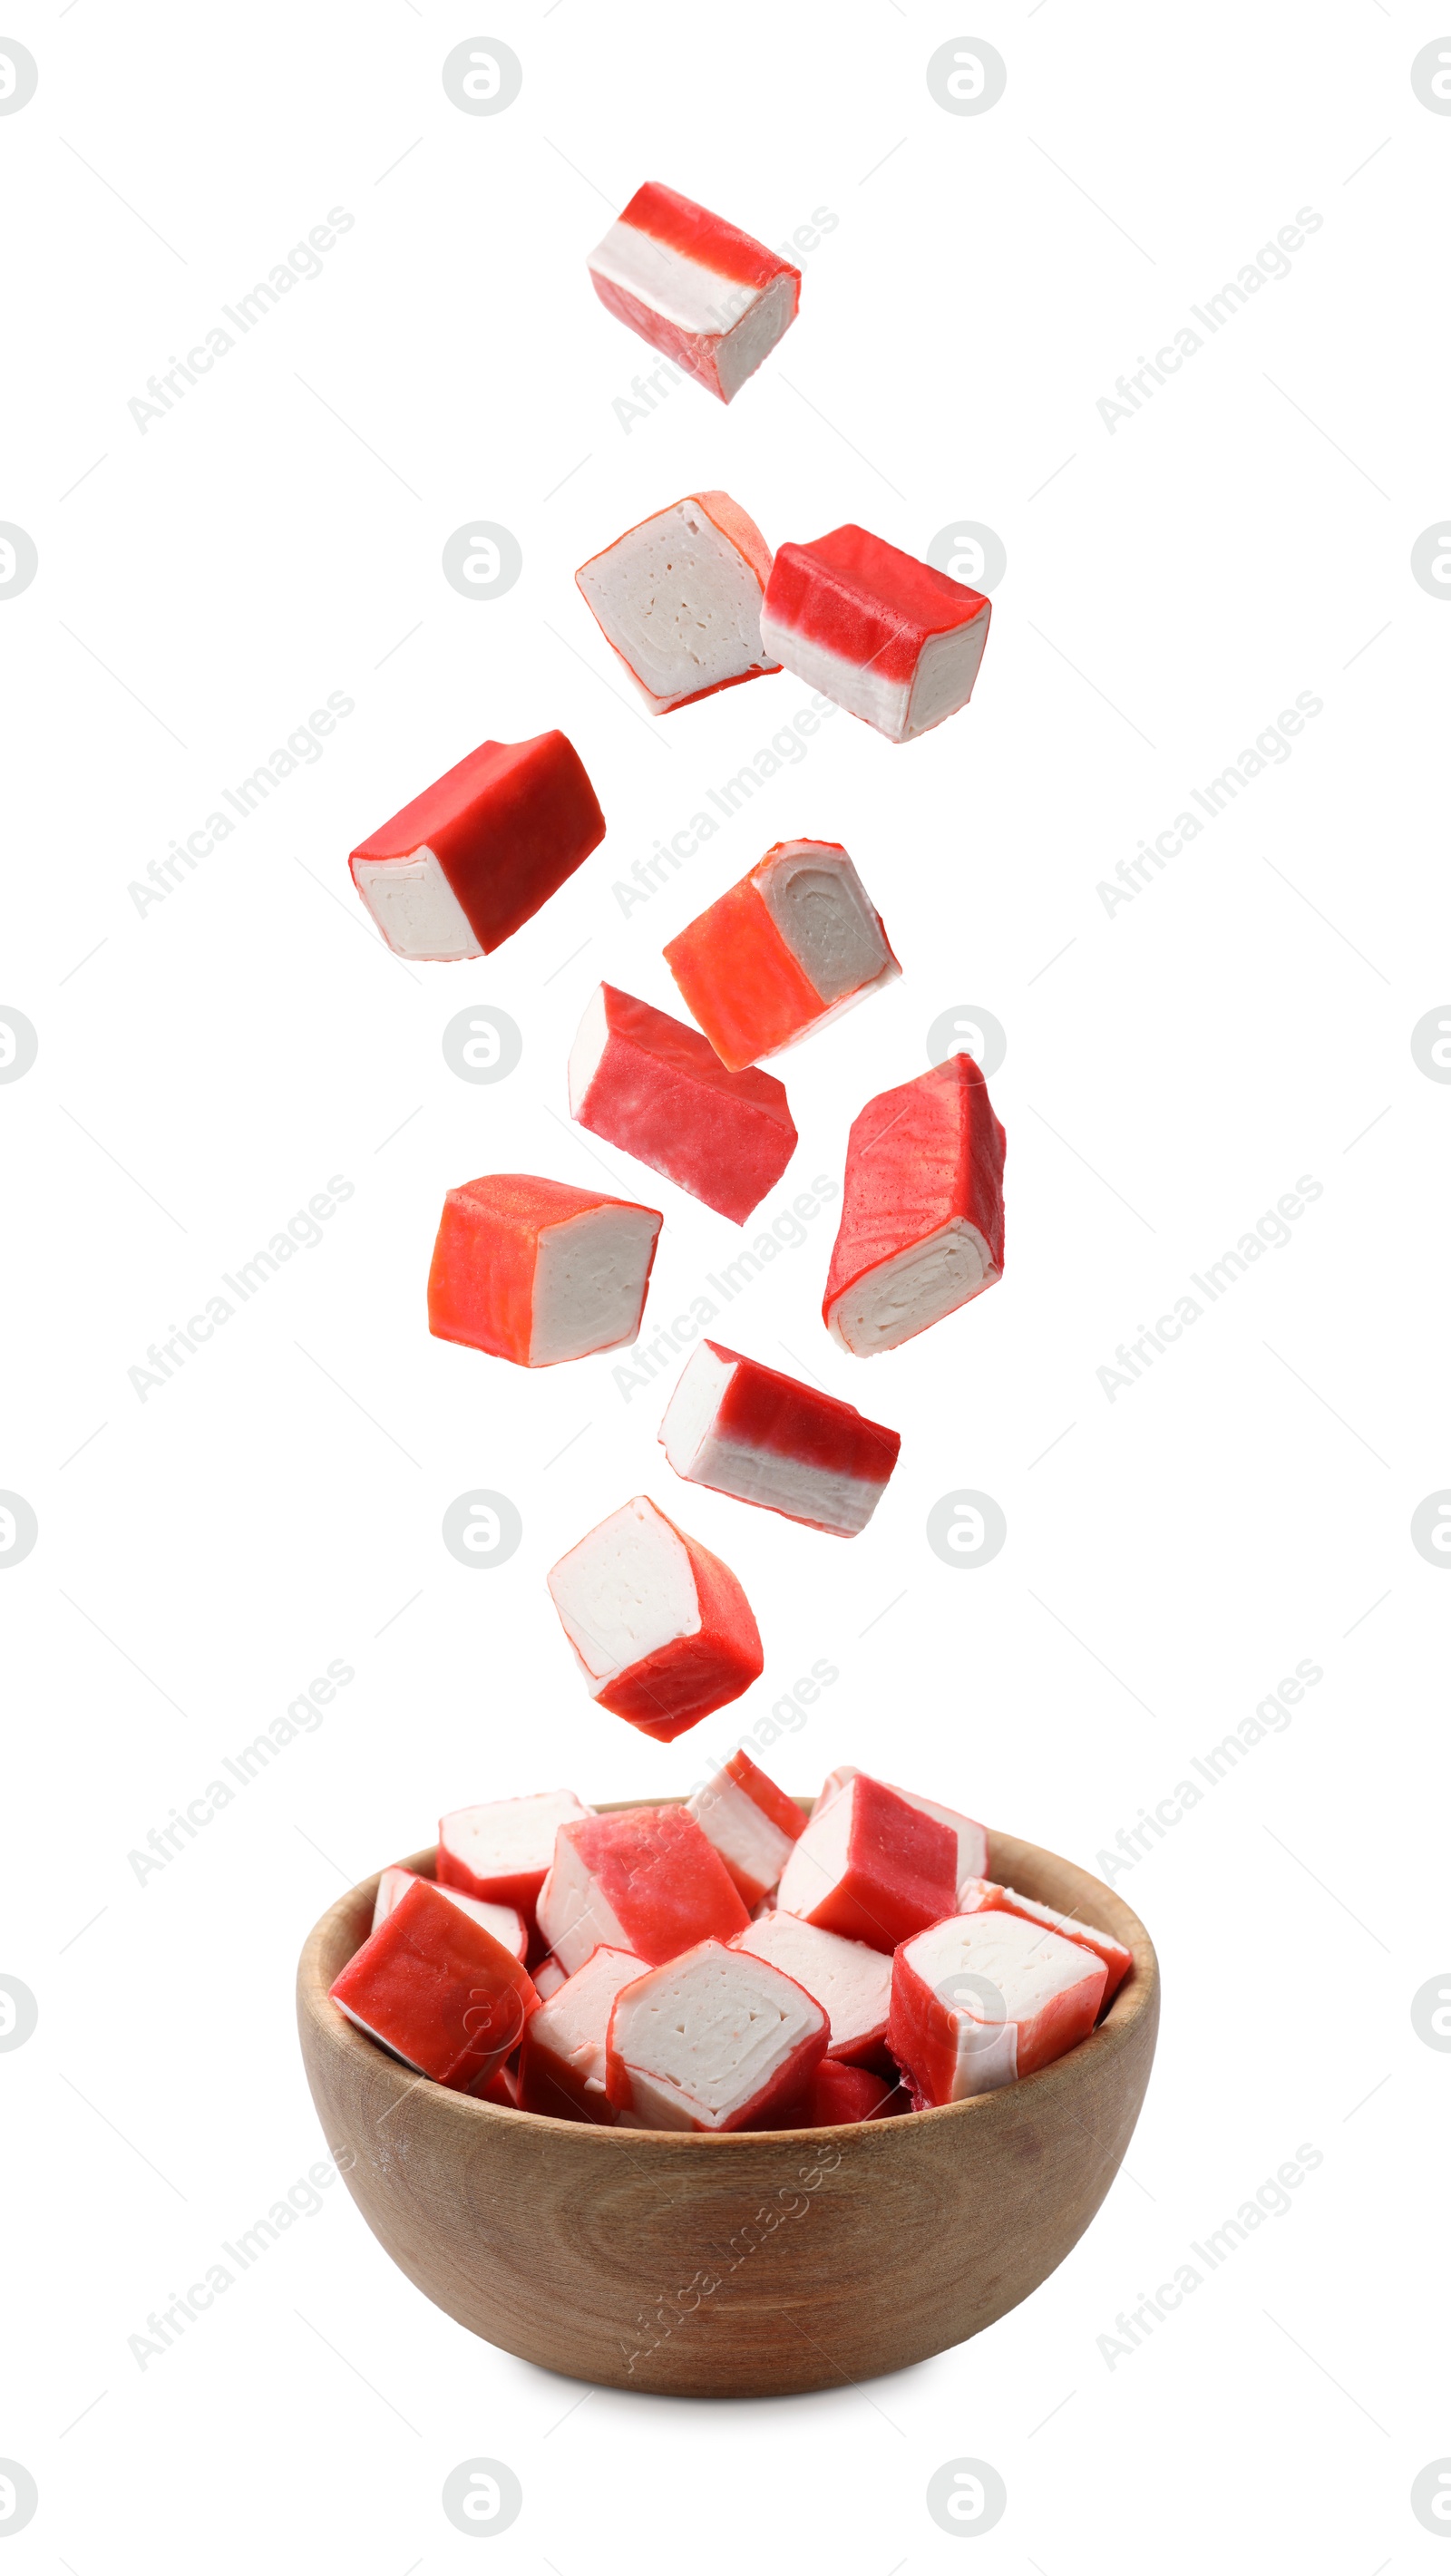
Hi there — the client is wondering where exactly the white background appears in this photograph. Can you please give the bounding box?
[3,2,1447,2566]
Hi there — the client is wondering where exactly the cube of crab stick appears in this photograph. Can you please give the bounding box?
[516,1944,648,2124]
[328,1879,540,2095]
[815,1764,988,1885]
[437,1788,595,1914]
[823,1053,1006,1356]
[890,1910,1107,2107]
[776,1774,958,1955]
[569,984,796,1225]
[747,2056,903,2130]
[687,1749,805,1907]
[538,1805,749,1976]
[428,1174,662,1369]
[732,1910,891,2066]
[957,1879,1133,2004]
[370,1866,527,1961]
[660,1340,901,1538]
[576,492,779,715]
[663,842,899,1070]
[349,731,605,961]
[606,1938,827,2131]
[760,526,991,744]
[587,181,801,404]
[547,1493,764,1741]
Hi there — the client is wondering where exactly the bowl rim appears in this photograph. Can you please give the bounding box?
[297,1797,1159,2148]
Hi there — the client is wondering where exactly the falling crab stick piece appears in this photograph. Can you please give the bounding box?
[546,1493,764,1741]
[370,1867,528,1961]
[823,1053,1006,1357]
[537,1806,749,1977]
[436,1790,595,1915]
[732,1910,891,2066]
[776,1774,958,1956]
[516,1944,648,2124]
[587,181,801,404]
[816,1764,988,1885]
[348,731,605,961]
[687,1749,806,1907]
[957,1878,1133,2004]
[605,1938,827,2131]
[889,1910,1107,2108]
[760,526,991,744]
[328,1878,540,2096]
[659,1340,901,1538]
[576,492,779,715]
[427,1173,662,1368]
[569,984,796,1225]
[663,841,899,1070]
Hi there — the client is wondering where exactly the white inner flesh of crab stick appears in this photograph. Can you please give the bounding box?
[830,1216,998,1356]
[371,1868,524,1955]
[442,1789,589,1886]
[910,1911,1099,2092]
[576,500,772,706]
[530,1204,661,1364]
[537,1835,634,1972]
[660,1344,884,1534]
[688,1766,795,1899]
[757,612,989,743]
[589,228,795,396]
[756,845,894,1007]
[549,1500,701,1693]
[350,848,482,963]
[614,1946,820,2128]
[735,1912,890,2057]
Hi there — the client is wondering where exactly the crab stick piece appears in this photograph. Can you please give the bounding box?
[587,181,801,403]
[427,1173,662,1368]
[437,1789,595,1915]
[537,1805,749,1976]
[663,841,898,1069]
[576,492,778,715]
[957,1879,1132,2004]
[349,731,604,960]
[605,1939,826,2131]
[890,1910,1107,2107]
[660,1340,900,1537]
[815,1765,988,1885]
[823,1053,1006,1356]
[370,1867,527,1961]
[687,1750,805,1907]
[760,526,990,743]
[516,1944,648,2124]
[569,984,796,1225]
[732,1910,891,2066]
[547,1493,763,1740]
[775,1774,958,1955]
[328,1878,539,2095]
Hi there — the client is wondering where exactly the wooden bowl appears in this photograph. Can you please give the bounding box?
[296,1801,1158,2397]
